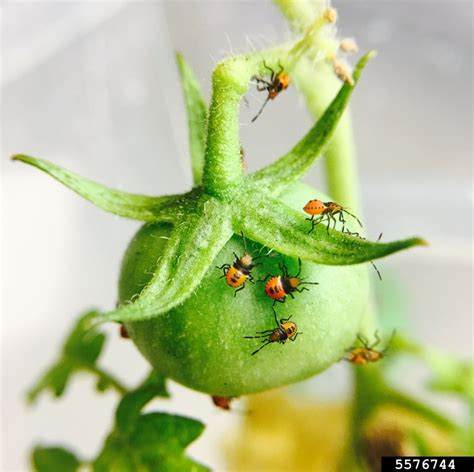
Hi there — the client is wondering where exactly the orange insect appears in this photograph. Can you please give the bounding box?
[345,331,395,365]
[217,233,260,296]
[303,199,362,234]
[251,61,290,122]
[244,307,301,356]
[260,258,318,305]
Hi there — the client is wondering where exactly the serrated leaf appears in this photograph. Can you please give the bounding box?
[12,154,184,222]
[249,52,374,195]
[176,53,208,186]
[94,380,207,472]
[27,311,123,402]
[235,195,426,265]
[100,197,233,323]
[32,446,81,472]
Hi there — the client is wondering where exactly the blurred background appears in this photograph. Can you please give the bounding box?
[2,1,472,470]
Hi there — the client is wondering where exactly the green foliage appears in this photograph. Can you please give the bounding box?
[94,374,207,472]
[426,355,474,405]
[176,53,208,186]
[32,446,81,472]
[27,311,125,402]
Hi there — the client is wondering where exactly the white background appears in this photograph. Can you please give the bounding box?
[2,1,472,470]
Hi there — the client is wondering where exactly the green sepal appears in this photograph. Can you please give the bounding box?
[31,446,81,472]
[234,194,426,265]
[176,53,208,186]
[27,311,125,402]
[249,52,374,195]
[100,197,233,323]
[12,154,183,222]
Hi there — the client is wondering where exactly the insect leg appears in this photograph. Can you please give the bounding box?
[371,330,381,348]
[272,306,279,326]
[257,274,271,283]
[370,260,382,281]
[295,287,310,293]
[357,333,369,347]
[251,341,272,356]
[295,257,302,277]
[234,285,246,297]
[251,95,271,123]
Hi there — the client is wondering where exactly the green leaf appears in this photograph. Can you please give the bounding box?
[176,53,208,186]
[100,197,233,322]
[249,52,374,195]
[12,154,184,222]
[94,379,207,472]
[32,446,81,472]
[235,195,426,265]
[27,310,126,402]
[116,370,169,434]
[426,354,474,406]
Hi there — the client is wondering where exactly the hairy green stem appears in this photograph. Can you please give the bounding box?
[202,49,287,197]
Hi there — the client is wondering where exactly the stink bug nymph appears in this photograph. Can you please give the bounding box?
[217,232,261,296]
[303,199,363,234]
[345,330,395,365]
[251,61,290,122]
[244,307,301,356]
[260,258,318,305]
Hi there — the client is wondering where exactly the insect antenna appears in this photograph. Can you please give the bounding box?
[295,257,302,277]
[240,231,249,254]
[272,306,279,326]
[251,95,271,123]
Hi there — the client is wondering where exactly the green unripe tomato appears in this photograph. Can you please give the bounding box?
[119,183,369,396]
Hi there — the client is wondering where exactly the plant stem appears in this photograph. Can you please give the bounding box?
[202,47,288,197]
[273,0,324,32]
[85,365,128,395]
[202,62,245,197]
[274,1,361,213]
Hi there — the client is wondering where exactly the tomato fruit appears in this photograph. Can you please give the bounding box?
[119,183,369,396]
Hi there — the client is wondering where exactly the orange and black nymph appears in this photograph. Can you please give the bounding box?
[244,307,301,356]
[217,233,259,296]
[344,331,395,365]
[260,258,318,305]
[251,61,290,122]
[303,199,363,234]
